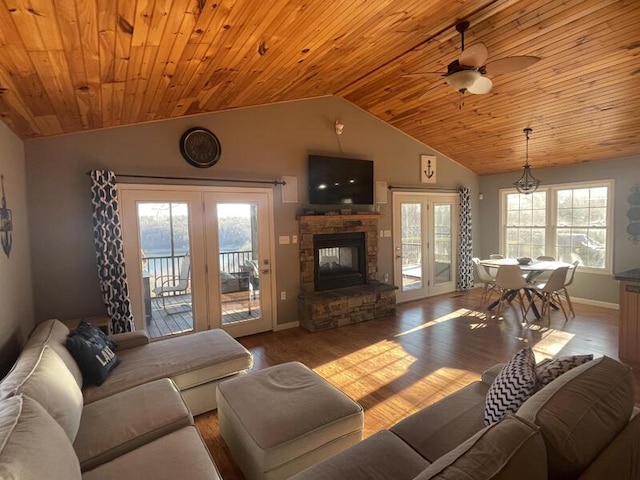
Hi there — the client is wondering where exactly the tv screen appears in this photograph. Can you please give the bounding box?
[308,155,374,205]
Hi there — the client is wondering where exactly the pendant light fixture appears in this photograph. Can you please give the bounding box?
[514,127,540,195]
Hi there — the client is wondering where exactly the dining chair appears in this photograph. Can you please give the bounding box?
[489,254,504,259]
[561,261,579,318]
[472,257,497,306]
[528,266,570,323]
[494,265,528,320]
[536,255,555,261]
[533,255,556,282]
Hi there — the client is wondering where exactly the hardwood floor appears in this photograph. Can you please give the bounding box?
[195,287,633,480]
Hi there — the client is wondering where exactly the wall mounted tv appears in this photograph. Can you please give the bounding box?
[308,155,374,205]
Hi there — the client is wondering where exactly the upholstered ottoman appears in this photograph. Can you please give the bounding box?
[217,361,364,480]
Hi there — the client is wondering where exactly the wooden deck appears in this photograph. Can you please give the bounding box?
[147,291,261,339]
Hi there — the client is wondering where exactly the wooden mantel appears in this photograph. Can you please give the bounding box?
[297,213,382,222]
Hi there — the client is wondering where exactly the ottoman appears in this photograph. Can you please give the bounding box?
[217,361,364,480]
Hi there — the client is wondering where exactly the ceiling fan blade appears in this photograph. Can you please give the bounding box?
[459,43,488,68]
[467,76,492,94]
[486,56,541,75]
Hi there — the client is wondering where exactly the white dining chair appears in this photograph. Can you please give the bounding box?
[536,255,555,261]
[561,261,579,318]
[494,265,529,320]
[472,257,497,306]
[528,266,570,323]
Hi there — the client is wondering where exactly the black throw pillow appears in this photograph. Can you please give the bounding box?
[66,320,120,386]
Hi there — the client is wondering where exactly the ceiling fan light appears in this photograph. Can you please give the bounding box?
[446,70,481,92]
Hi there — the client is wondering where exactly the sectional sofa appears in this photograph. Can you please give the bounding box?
[0,319,253,479]
[292,355,640,480]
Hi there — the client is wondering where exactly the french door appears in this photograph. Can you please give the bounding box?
[120,185,274,338]
[392,192,458,302]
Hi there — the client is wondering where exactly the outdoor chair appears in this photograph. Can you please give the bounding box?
[153,255,191,313]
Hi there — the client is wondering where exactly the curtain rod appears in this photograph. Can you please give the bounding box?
[388,184,459,192]
[85,172,285,186]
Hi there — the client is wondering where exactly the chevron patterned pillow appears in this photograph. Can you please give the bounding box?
[536,354,594,387]
[484,347,537,426]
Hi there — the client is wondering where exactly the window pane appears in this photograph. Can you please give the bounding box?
[554,185,609,268]
[503,191,546,259]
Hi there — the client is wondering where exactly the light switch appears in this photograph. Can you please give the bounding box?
[292,235,298,244]
[279,235,290,245]
[380,230,384,237]
[383,230,392,237]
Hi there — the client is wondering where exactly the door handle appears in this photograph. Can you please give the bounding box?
[395,255,404,259]
[261,269,270,274]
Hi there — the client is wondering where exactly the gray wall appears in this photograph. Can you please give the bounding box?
[0,121,35,375]
[24,96,479,326]
[478,156,640,305]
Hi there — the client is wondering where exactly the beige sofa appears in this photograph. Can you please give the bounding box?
[0,319,253,479]
[291,356,640,480]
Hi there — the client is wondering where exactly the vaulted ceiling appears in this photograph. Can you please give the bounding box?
[0,0,639,175]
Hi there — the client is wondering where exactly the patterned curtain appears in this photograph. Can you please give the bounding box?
[90,170,134,333]
[457,187,474,290]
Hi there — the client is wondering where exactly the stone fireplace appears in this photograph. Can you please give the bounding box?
[298,214,396,331]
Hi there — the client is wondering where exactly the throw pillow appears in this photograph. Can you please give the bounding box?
[536,354,594,387]
[74,319,117,350]
[66,321,119,386]
[484,347,537,426]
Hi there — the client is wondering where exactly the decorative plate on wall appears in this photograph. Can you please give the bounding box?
[179,127,222,168]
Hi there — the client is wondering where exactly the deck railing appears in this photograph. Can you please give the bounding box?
[142,251,254,298]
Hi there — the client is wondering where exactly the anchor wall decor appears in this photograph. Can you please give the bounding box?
[420,154,437,184]
[0,175,12,258]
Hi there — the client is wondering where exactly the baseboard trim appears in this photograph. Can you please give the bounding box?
[274,321,299,331]
[571,297,619,310]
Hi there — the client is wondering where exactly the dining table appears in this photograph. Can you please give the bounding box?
[479,258,576,319]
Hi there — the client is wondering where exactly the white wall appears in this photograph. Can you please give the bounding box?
[0,120,34,375]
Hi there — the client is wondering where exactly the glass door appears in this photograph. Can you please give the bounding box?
[204,191,273,337]
[120,186,274,339]
[120,190,207,338]
[392,192,457,302]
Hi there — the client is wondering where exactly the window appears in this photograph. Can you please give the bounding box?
[501,181,613,271]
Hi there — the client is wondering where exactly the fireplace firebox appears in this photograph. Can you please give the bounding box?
[314,232,366,291]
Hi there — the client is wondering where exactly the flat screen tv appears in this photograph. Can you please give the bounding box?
[308,155,374,205]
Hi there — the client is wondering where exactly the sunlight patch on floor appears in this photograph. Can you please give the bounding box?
[394,308,483,337]
[525,327,576,361]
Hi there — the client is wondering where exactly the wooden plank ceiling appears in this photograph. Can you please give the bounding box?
[0,0,639,175]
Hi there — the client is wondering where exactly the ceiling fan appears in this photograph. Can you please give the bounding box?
[404,21,541,105]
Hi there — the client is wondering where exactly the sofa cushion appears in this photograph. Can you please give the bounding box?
[290,430,430,480]
[535,354,593,387]
[0,395,82,480]
[0,345,83,441]
[66,323,120,386]
[74,378,193,471]
[391,381,488,462]
[413,415,547,480]
[517,356,634,480]
[484,347,537,425]
[24,318,83,387]
[82,328,252,404]
[81,426,222,480]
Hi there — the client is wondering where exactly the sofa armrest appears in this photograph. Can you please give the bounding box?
[111,330,150,350]
[481,363,505,385]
